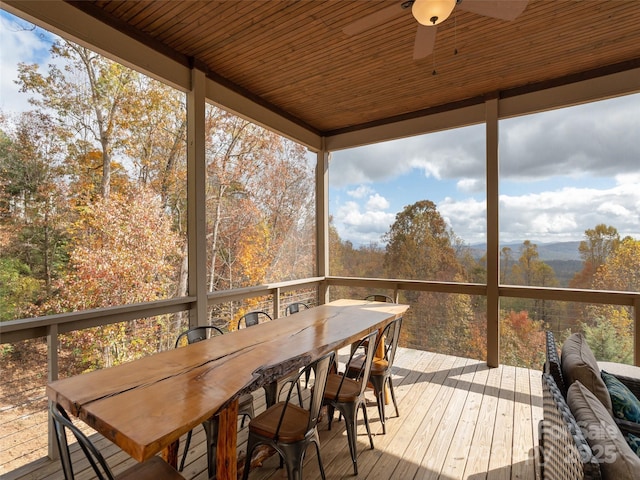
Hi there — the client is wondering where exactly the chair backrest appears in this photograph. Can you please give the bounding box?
[540,372,601,479]
[544,330,567,395]
[364,294,394,303]
[377,317,403,367]
[174,325,224,348]
[274,351,335,439]
[51,403,115,480]
[237,310,272,329]
[336,330,379,399]
[285,302,310,316]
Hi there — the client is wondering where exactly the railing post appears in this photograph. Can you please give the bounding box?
[47,324,59,459]
[273,288,281,319]
[635,297,640,366]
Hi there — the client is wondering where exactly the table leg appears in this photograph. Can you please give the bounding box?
[162,439,179,469]
[263,382,277,407]
[216,398,239,480]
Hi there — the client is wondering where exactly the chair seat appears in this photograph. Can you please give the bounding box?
[249,401,310,443]
[346,356,388,376]
[323,374,362,402]
[117,457,184,480]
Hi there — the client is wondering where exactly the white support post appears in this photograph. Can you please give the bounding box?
[187,68,208,327]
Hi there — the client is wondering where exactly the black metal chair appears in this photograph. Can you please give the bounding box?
[51,402,184,480]
[237,310,303,407]
[242,351,335,480]
[174,325,224,347]
[322,330,378,475]
[284,302,310,316]
[283,301,313,388]
[364,294,395,303]
[346,317,403,434]
[174,325,255,476]
[237,310,273,329]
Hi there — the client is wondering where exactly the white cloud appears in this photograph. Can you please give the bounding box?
[366,193,389,210]
[333,195,396,246]
[347,185,373,199]
[457,178,483,193]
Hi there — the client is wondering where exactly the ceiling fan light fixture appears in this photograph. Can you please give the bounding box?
[412,0,456,26]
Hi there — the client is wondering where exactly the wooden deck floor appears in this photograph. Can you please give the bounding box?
[4,348,543,480]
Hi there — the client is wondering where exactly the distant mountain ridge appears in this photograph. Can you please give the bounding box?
[468,241,582,261]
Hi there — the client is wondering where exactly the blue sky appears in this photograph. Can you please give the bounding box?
[2,9,639,249]
[329,96,640,246]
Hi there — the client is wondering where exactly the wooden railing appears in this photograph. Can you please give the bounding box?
[1,274,639,367]
[0,275,638,469]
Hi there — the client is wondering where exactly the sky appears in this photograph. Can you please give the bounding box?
[2,9,639,249]
[329,94,640,247]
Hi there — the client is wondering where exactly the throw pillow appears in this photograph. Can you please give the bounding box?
[567,381,640,479]
[561,332,613,414]
[626,433,640,458]
[601,370,640,423]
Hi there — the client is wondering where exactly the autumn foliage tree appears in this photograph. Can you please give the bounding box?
[30,188,182,368]
[581,236,639,363]
[383,200,474,356]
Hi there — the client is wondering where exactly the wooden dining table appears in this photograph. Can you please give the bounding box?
[47,298,409,480]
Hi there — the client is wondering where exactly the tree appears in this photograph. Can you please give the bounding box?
[571,224,620,289]
[581,236,639,363]
[383,200,472,356]
[17,40,137,199]
[30,188,182,367]
[383,200,462,283]
[0,112,69,294]
[500,310,546,368]
[500,246,515,284]
[507,240,560,325]
[204,108,314,299]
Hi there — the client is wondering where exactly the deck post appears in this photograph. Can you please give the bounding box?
[316,145,330,304]
[187,68,208,327]
[486,97,500,368]
[47,324,59,459]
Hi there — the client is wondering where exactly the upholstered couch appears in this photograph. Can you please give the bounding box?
[541,331,640,479]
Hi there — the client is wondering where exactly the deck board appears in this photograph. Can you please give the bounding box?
[4,348,542,480]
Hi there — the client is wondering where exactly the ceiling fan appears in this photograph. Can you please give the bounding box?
[343,0,529,60]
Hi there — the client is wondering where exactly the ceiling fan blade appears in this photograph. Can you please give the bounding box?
[458,0,529,21]
[343,3,406,36]
[413,25,437,60]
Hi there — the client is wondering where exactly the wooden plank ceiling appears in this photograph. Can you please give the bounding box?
[68,0,640,136]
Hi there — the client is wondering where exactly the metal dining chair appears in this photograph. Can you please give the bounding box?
[51,402,185,480]
[237,310,304,407]
[284,302,310,316]
[242,351,335,480]
[346,317,404,434]
[323,330,379,475]
[237,310,273,329]
[174,325,224,347]
[174,325,255,476]
[364,294,395,303]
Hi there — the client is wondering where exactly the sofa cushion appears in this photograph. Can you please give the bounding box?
[568,381,640,478]
[626,433,640,458]
[602,370,640,424]
[561,332,613,414]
